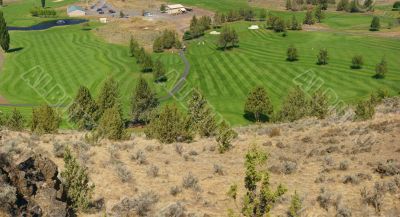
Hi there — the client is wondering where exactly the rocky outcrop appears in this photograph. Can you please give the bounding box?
[0,153,67,217]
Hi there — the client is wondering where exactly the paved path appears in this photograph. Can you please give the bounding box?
[160,50,191,101]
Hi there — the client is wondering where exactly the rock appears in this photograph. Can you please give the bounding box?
[34,187,67,217]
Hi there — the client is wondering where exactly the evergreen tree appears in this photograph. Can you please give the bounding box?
[216,120,237,153]
[141,53,153,72]
[259,9,267,21]
[31,105,60,134]
[0,0,3,6]
[351,55,363,69]
[0,11,10,52]
[317,48,328,65]
[364,0,373,8]
[375,57,387,78]
[7,108,24,131]
[68,86,98,130]
[310,90,329,119]
[97,106,125,140]
[131,77,159,124]
[286,0,292,10]
[273,17,286,32]
[303,9,315,25]
[213,12,223,28]
[314,5,325,23]
[145,104,193,143]
[287,45,299,61]
[129,36,139,57]
[278,86,310,122]
[41,0,45,8]
[241,145,286,216]
[244,87,273,122]
[369,16,380,31]
[153,59,167,82]
[290,15,302,30]
[349,0,360,12]
[318,0,329,9]
[336,0,349,11]
[136,47,146,64]
[354,97,375,120]
[288,191,302,217]
[61,148,95,211]
[187,89,217,137]
[97,77,119,117]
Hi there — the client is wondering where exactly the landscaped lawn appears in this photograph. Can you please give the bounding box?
[184,22,400,125]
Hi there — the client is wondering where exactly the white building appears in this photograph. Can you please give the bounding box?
[67,5,86,17]
[166,4,186,15]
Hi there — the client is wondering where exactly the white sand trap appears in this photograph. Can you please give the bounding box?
[248,25,259,30]
[210,31,220,35]
[53,0,63,2]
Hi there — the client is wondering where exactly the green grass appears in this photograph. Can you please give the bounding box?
[183,22,400,125]
[0,23,183,127]
[2,0,78,27]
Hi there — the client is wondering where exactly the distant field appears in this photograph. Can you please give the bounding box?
[2,0,78,27]
[184,22,400,125]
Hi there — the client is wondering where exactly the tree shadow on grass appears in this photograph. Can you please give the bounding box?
[243,112,270,123]
[372,74,385,79]
[7,47,24,53]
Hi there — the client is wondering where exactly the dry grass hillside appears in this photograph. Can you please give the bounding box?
[1,98,400,216]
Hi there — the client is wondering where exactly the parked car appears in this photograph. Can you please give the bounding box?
[98,10,104,14]
[96,8,103,12]
[143,12,153,17]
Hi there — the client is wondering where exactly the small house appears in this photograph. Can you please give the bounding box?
[67,5,86,17]
[166,4,186,15]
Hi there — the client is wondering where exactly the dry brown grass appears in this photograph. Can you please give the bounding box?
[0,102,399,216]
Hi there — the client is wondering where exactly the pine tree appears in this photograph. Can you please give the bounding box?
[31,104,60,134]
[303,9,315,25]
[61,148,94,211]
[0,11,10,52]
[187,89,217,137]
[375,57,387,78]
[310,90,329,119]
[290,15,302,30]
[153,59,167,82]
[213,12,223,28]
[369,16,380,31]
[288,191,302,217]
[218,26,239,50]
[286,0,293,10]
[131,77,159,124]
[216,120,237,153]
[351,55,363,69]
[141,54,153,72]
[145,104,193,143]
[7,108,24,131]
[317,48,328,65]
[314,5,325,23]
[68,86,98,130]
[287,45,299,61]
[278,86,310,122]
[136,47,146,64]
[336,0,349,11]
[97,77,119,117]
[129,36,139,57]
[241,145,286,216]
[97,106,125,140]
[244,86,273,122]
[41,0,46,8]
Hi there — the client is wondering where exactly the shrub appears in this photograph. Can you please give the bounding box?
[132,191,159,216]
[30,7,56,17]
[310,90,329,119]
[273,17,286,32]
[53,142,66,158]
[0,183,16,206]
[269,127,281,137]
[286,45,298,61]
[31,104,60,134]
[170,186,182,196]
[351,55,363,69]
[145,104,193,143]
[370,16,380,31]
[152,29,181,52]
[314,5,325,23]
[213,164,224,175]
[182,172,199,190]
[354,97,375,120]
[61,148,94,211]
[317,188,333,211]
[146,165,159,177]
[339,160,349,170]
[115,163,133,183]
[97,106,125,140]
[303,9,315,25]
[227,184,238,201]
[244,86,273,122]
[361,183,385,213]
[7,108,24,131]
[216,120,237,153]
[288,191,302,217]
[157,202,186,217]
[393,1,400,10]
[317,48,329,65]
[132,149,147,165]
[374,57,387,78]
[337,0,349,11]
